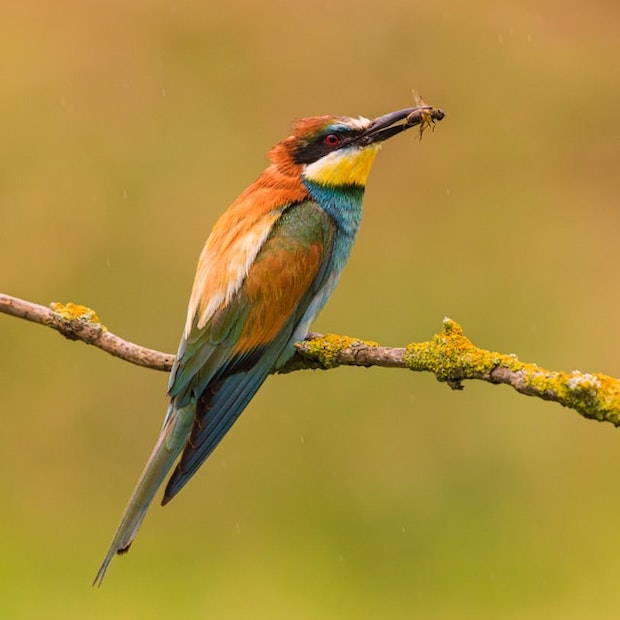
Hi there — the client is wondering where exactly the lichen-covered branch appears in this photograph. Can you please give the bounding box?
[292,319,620,426]
[0,293,174,371]
[2,292,620,427]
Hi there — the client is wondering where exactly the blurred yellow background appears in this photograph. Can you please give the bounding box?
[1,0,619,617]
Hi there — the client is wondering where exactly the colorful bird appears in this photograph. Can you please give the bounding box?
[94,104,444,585]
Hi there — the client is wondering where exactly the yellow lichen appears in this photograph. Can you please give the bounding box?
[404,318,497,380]
[304,334,379,369]
[404,318,620,426]
[50,302,107,330]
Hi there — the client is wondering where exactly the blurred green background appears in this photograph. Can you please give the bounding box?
[1,0,619,617]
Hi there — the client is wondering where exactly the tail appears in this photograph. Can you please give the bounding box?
[93,404,194,586]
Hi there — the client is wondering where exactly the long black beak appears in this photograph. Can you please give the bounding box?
[361,106,445,144]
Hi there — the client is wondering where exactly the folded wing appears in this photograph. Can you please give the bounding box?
[163,200,336,502]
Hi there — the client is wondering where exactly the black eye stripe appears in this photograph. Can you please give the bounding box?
[292,130,362,165]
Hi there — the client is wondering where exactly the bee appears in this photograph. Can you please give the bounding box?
[405,91,445,139]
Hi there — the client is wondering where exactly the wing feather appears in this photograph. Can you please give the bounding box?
[163,200,337,501]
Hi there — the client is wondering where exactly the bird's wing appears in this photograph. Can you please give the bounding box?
[162,199,337,502]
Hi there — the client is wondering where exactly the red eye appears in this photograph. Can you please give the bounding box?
[324,133,341,146]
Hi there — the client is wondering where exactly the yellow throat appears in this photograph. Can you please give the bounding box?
[303,144,380,187]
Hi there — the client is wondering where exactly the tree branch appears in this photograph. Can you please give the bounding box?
[0,293,174,371]
[2,292,620,427]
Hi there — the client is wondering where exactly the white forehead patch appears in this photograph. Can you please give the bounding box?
[347,116,371,131]
[324,116,371,133]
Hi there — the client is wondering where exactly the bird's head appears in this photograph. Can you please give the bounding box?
[268,106,444,188]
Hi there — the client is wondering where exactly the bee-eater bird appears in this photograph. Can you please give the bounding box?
[94,104,444,585]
